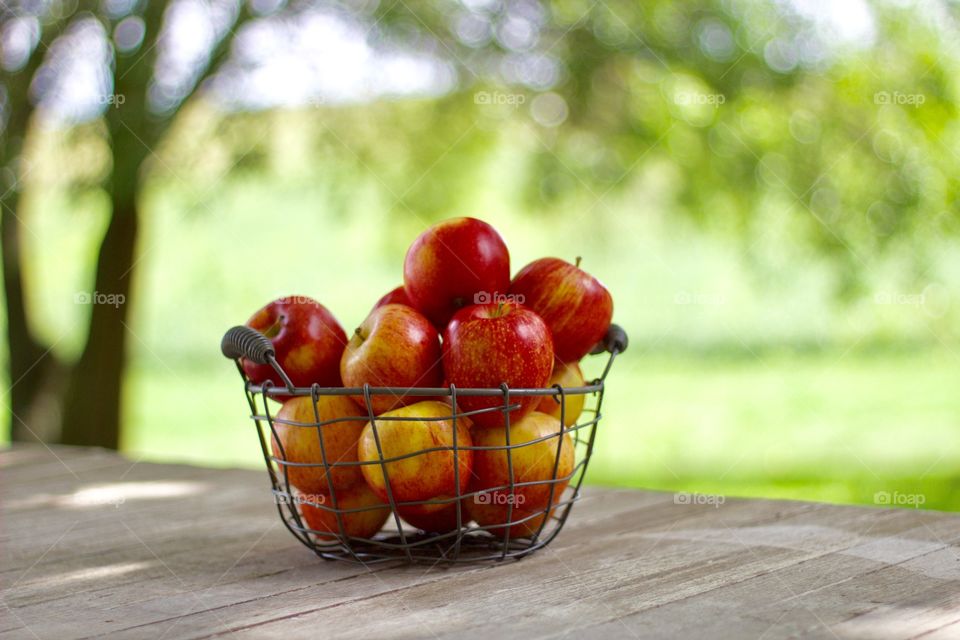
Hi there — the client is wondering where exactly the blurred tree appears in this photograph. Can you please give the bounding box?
[59,0,252,447]
[0,4,80,442]
[2,0,251,447]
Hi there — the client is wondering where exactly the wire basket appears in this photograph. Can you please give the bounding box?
[221,322,627,564]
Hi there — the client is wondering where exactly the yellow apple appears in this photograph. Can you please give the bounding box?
[536,361,586,426]
[466,411,574,538]
[358,401,473,511]
[272,395,366,495]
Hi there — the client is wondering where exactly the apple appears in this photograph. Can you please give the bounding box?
[340,304,443,415]
[372,285,412,311]
[442,302,553,428]
[466,411,575,538]
[272,395,366,495]
[298,483,391,541]
[403,217,511,326]
[536,361,586,427]
[508,258,613,362]
[358,401,473,512]
[398,503,466,533]
[243,296,346,396]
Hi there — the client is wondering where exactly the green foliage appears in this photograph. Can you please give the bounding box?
[19,0,960,288]
[361,0,960,293]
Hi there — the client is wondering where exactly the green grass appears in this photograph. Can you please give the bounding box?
[591,349,960,511]
[122,347,960,512]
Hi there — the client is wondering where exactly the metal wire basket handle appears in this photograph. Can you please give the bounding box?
[221,325,274,362]
[221,325,295,390]
[592,324,628,356]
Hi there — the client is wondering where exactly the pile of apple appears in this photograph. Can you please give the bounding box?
[241,217,613,541]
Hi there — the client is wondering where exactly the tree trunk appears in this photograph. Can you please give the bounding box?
[45,0,243,447]
[59,115,147,448]
[2,180,66,442]
[58,188,139,448]
[56,0,169,448]
[1,32,70,442]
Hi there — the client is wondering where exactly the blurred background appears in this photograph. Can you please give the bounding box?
[1,0,958,510]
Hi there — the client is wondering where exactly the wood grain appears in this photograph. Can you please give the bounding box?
[1,445,958,639]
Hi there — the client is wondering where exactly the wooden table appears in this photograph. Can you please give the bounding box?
[2,445,959,639]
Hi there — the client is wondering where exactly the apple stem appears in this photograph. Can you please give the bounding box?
[263,315,284,339]
[575,256,582,268]
[496,301,505,316]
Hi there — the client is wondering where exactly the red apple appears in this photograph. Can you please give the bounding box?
[443,302,553,428]
[508,258,613,362]
[298,484,391,541]
[536,361,586,426]
[340,304,443,415]
[398,503,467,533]
[243,296,346,396]
[403,217,511,326]
[466,411,575,538]
[272,395,367,495]
[358,401,473,512]
[372,285,412,311]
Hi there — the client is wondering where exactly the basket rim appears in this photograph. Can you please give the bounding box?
[247,380,604,398]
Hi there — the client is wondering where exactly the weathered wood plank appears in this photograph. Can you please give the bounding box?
[2,444,958,640]
[198,503,951,639]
